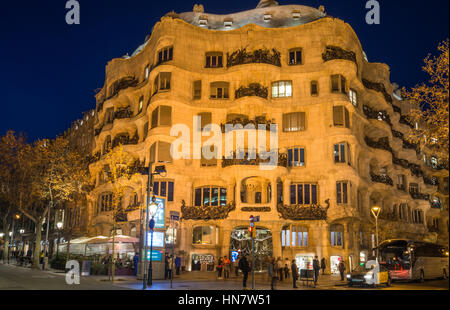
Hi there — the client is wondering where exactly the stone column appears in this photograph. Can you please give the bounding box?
[272,227,282,259]
[321,223,330,274]
[283,178,291,206]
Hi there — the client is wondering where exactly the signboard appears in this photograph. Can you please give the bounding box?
[231,251,239,263]
[170,211,180,222]
[147,231,165,247]
[146,250,163,261]
[153,197,166,229]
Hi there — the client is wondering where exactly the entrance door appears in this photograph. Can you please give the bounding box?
[230,227,273,272]
[330,256,342,274]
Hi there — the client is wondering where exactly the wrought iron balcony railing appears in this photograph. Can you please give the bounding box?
[370,172,394,186]
[391,130,404,139]
[277,200,330,221]
[220,117,275,132]
[222,152,288,168]
[363,105,392,126]
[322,46,357,64]
[235,83,268,99]
[399,115,415,129]
[112,132,139,148]
[409,190,430,201]
[362,79,393,104]
[114,106,133,119]
[181,200,236,220]
[365,136,393,153]
[226,48,281,68]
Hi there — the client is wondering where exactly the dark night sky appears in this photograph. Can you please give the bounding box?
[0,0,448,142]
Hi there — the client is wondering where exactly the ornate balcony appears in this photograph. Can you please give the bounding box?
[107,76,139,100]
[112,132,139,148]
[370,172,394,186]
[365,136,393,153]
[226,48,281,68]
[235,83,268,99]
[402,139,419,152]
[409,190,430,201]
[222,152,288,168]
[399,115,415,129]
[322,46,357,64]
[392,155,409,169]
[363,105,392,126]
[423,176,439,186]
[220,116,275,132]
[362,79,393,104]
[114,106,133,119]
[87,152,101,164]
[391,130,404,139]
[277,200,330,221]
[393,105,402,114]
[181,200,236,220]
[408,163,423,178]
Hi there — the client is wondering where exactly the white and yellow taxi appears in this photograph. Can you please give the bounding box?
[346,260,391,287]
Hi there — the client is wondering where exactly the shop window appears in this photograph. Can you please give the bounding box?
[336,181,349,204]
[310,81,319,96]
[157,46,173,65]
[153,181,174,202]
[331,224,344,246]
[331,74,347,94]
[151,106,172,128]
[349,89,357,106]
[272,81,292,98]
[194,187,227,206]
[193,80,202,100]
[288,48,302,65]
[165,227,177,245]
[290,183,318,205]
[154,72,171,94]
[150,141,172,163]
[333,106,350,128]
[210,81,229,99]
[288,147,305,167]
[192,226,213,245]
[282,225,308,247]
[282,112,306,132]
[205,52,223,68]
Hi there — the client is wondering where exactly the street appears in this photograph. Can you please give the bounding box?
[0,262,448,290]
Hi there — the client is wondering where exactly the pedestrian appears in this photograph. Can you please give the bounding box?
[321,257,326,275]
[233,256,239,277]
[39,251,44,265]
[339,260,346,281]
[268,257,277,290]
[284,258,290,280]
[238,255,251,289]
[167,255,173,280]
[313,256,320,287]
[276,257,283,281]
[175,256,181,275]
[26,248,32,265]
[164,254,169,280]
[217,257,223,279]
[291,259,298,288]
[223,256,231,279]
[133,252,139,276]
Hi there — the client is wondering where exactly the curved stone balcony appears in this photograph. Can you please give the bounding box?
[322,46,357,65]
[276,200,330,221]
[220,116,275,133]
[180,200,236,220]
[370,172,393,186]
[226,47,281,68]
[97,76,139,111]
[362,79,393,105]
[409,190,430,201]
[363,105,392,127]
[365,136,392,153]
[235,83,268,100]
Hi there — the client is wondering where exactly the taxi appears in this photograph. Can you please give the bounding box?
[346,260,391,287]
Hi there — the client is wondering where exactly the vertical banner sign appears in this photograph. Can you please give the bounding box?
[154,197,166,229]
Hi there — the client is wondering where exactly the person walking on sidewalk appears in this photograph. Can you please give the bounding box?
[321,257,327,275]
[268,257,277,290]
[276,257,283,281]
[284,258,290,280]
[338,260,346,281]
[233,256,239,277]
[291,259,298,288]
[175,256,181,275]
[238,255,251,289]
[217,257,223,279]
[223,256,231,279]
[313,256,320,287]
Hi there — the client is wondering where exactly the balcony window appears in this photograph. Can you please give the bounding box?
[413,209,424,224]
[272,81,292,98]
[282,112,306,132]
[336,181,349,204]
[333,106,350,128]
[289,48,303,65]
[349,89,357,106]
[409,183,419,194]
[153,181,174,202]
[331,224,344,247]
[210,82,229,99]
[193,80,202,100]
[154,72,171,93]
[194,187,227,206]
[150,141,172,164]
[290,183,318,205]
[397,175,406,191]
[192,226,213,245]
[310,81,319,96]
[288,147,305,167]
[98,193,113,213]
[331,74,347,94]
[205,52,223,68]
[282,225,308,247]
[157,46,173,65]
[151,106,172,128]
[334,142,351,165]
[105,107,114,124]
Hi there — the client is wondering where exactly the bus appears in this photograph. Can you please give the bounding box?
[377,239,449,282]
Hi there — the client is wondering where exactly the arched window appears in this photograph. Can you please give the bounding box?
[330,224,344,247]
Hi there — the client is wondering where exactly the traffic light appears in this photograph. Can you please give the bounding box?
[248,226,256,238]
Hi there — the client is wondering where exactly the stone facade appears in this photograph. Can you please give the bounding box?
[80,2,448,273]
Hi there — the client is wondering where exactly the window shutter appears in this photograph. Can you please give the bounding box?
[199,112,212,130]
[331,75,339,92]
[193,80,202,99]
[282,113,290,132]
[298,112,306,130]
[158,141,172,163]
[333,106,344,126]
[344,107,350,128]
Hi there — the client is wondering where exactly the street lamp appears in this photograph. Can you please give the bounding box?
[56,221,63,256]
[371,206,381,260]
[19,229,25,234]
[0,233,4,238]
[141,163,166,289]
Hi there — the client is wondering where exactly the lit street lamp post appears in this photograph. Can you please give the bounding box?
[371,206,381,259]
[56,221,63,256]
